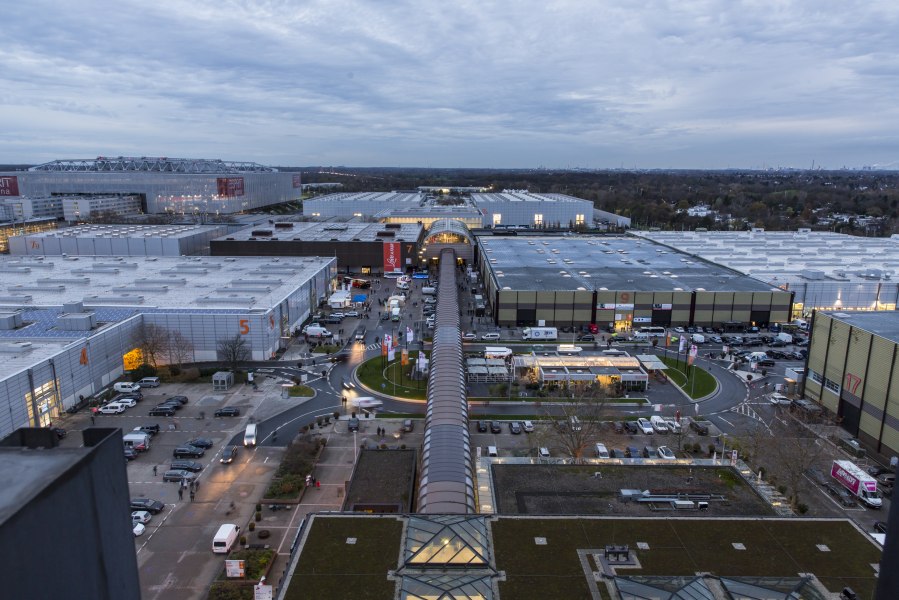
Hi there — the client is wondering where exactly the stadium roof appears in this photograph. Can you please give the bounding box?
[28,157,277,173]
[479,235,779,293]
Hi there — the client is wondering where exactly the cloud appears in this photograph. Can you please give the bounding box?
[0,0,897,168]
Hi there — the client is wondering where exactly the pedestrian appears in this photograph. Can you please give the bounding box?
[178,487,183,501]
[195,480,200,491]
[90,415,95,425]
[189,490,195,502]
[153,465,158,476]
[316,480,320,489]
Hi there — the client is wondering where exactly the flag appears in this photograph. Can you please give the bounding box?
[402,349,409,365]
[678,336,686,353]
[393,334,399,348]
[406,326,414,344]
[665,333,670,347]
[388,344,396,361]
[382,334,391,357]
[688,344,697,365]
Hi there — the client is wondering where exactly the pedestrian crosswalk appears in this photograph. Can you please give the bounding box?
[365,343,381,351]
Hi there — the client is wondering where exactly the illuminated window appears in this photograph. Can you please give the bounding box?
[492,214,502,226]
[575,214,585,225]
[534,214,543,226]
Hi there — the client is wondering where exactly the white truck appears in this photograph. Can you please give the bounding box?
[391,307,401,321]
[831,460,882,508]
[776,332,793,344]
[123,431,151,452]
[522,327,558,341]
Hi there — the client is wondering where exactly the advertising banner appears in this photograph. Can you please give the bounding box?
[292,174,302,188]
[406,327,414,344]
[383,241,401,273]
[0,175,19,196]
[216,177,245,197]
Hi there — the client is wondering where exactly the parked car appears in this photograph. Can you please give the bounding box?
[664,419,681,434]
[116,397,138,408]
[826,483,857,507]
[522,420,534,433]
[170,460,203,472]
[477,421,488,432]
[345,310,360,318]
[509,422,522,435]
[642,446,659,458]
[877,473,896,487]
[130,498,164,513]
[123,448,138,461]
[611,421,625,434]
[689,420,710,436]
[132,511,152,526]
[625,446,641,458]
[167,395,189,405]
[578,334,595,342]
[462,332,477,341]
[220,446,239,464]
[155,400,182,411]
[657,446,676,460]
[867,465,892,477]
[423,297,437,304]
[137,377,161,388]
[490,421,502,434]
[481,332,501,341]
[133,522,146,537]
[98,403,126,415]
[136,424,161,436]
[148,406,175,417]
[623,421,639,435]
[172,445,205,459]
[805,468,828,486]
[214,407,240,417]
[162,469,196,483]
[636,418,654,434]
[186,437,213,449]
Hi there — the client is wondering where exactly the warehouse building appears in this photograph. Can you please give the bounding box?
[471,192,593,229]
[634,230,899,317]
[0,156,301,215]
[9,224,230,256]
[0,255,335,438]
[0,218,57,253]
[476,235,792,328]
[804,311,899,459]
[210,221,424,274]
[302,191,423,219]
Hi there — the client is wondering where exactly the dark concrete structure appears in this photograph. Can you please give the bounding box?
[0,427,140,599]
[210,221,424,274]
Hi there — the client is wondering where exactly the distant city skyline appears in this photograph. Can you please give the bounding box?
[1,1,897,170]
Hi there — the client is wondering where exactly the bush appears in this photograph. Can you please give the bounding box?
[248,521,256,532]
[692,442,701,453]
[255,511,261,522]
[222,548,275,581]
[131,363,158,382]
[239,535,247,546]
[208,581,253,600]
[333,411,340,420]
[797,503,809,514]
[255,503,262,512]
[264,474,305,499]
[708,443,716,456]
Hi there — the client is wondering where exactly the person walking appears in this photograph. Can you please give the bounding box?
[177,487,183,501]
[153,465,157,476]
[189,490,195,502]
[90,415,95,425]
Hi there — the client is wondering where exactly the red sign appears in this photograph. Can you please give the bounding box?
[216,177,245,197]
[0,176,19,196]
[383,241,401,273]
[292,174,302,188]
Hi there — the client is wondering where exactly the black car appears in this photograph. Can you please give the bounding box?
[623,421,639,435]
[220,446,239,464]
[611,421,625,434]
[578,334,595,342]
[173,445,205,458]
[136,424,161,436]
[328,351,351,363]
[214,407,240,417]
[167,395,189,405]
[170,460,203,472]
[509,422,522,435]
[114,393,143,404]
[348,417,360,432]
[477,421,488,432]
[186,437,214,449]
[148,406,175,417]
[490,421,502,434]
[130,498,165,514]
[323,315,343,324]
[625,446,641,458]
[155,400,183,411]
[689,420,709,436]
[49,426,67,439]
[867,465,892,477]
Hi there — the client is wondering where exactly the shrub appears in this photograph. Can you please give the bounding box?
[333,411,340,419]
[255,503,262,512]
[131,363,158,381]
[208,581,252,600]
[255,511,261,522]
[778,485,787,495]
[248,521,256,532]
[797,503,809,514]
[239,535,247,546]
[692,442,701,453]
[708,444,716,456]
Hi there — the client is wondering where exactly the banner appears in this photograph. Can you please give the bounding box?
[381,335,389,357]
[688,344,698,365]
[0,175,19,197]
[383,241,401,273]
[678,336,686,353]
[401,349,409,365]
[292,174,302,188]
[406,327,413,344]
[388,343,396,362]
[216,177,245,197]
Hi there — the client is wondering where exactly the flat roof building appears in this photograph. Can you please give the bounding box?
[476,235,791,328]
[9,223,230,256]
[633,230,899,316]
[471,192,593,229]
[302,192,424,219]
[0,255,335,437]
[210,221,424,274]
[0,156,301,215]
[805,310,899,460]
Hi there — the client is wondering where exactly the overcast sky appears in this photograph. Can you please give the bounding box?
[2,1,898,169]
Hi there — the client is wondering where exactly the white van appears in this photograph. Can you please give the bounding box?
[114,382,141,394]
[212,524,241,553]
[538,447,551,458]
[594,443,610,458]
[650,415,669,434]
[123,431,151,452]
[138,377,160,388]
[305,326,333,338]
[243,424,257,447]
[691,334,706,344]
[487,446,498,457]
[557,344,583,354]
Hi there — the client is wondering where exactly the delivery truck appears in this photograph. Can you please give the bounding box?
[522,327,558,340]
[831,460,882,508]
[776,332,793,344]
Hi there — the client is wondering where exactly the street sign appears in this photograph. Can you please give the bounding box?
[225,560,245,578]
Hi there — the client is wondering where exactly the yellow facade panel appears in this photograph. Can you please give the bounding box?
[671,310,691,322]
[824,321,850,384]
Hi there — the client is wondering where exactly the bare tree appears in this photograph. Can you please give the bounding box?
[543,384,610,462]
[218,334,250,372]
[762,412,829,510]
[165,330,194,370]
[138,323,171,367]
